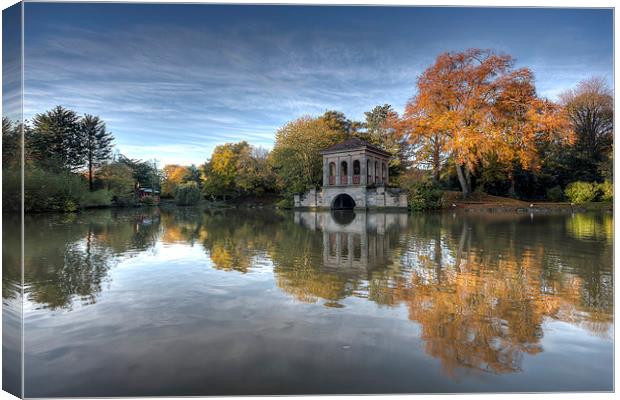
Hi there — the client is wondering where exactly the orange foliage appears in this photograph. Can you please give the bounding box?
[161,164,190,197]
[401,49,573,182]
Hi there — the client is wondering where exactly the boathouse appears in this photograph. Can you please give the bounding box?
[294,138,408,209]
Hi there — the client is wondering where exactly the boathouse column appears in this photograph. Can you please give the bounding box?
[361,155,367,185]
[385,161,389,186]
[323,157,329,187]
[335,157,341,185]
[348,155,353,185]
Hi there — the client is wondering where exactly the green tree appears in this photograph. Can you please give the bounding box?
[29,106,83,171]
[79,114,114,191]
[119,155,160,190]
[182,164,202,187]
[2,117,21,167]
[270,116,346,195]
[175,181,202,206]
[363,104,411,180]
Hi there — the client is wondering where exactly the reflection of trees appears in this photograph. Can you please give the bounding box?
[373,213,613,376]
[21,209,161,309]
[12,207,612,376]
[2,214,22,301]
[196,210,280,273]
[160,208,206,245]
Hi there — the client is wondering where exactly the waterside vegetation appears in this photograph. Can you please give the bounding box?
[2,49,613,213]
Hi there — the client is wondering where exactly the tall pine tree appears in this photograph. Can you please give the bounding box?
[80,114,114,191]
[29,106,83,171]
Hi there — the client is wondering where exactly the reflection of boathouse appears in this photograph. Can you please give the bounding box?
[295,211,408,270]
[294,138,408,209]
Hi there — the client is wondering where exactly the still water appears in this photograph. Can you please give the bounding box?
[3,208,614,396]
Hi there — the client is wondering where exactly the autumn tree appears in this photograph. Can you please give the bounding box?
[319,110,362,138]
[161,164,190,197]
[201,141,275,200]
[270,116,347,194]
[96,162,134,195]
[79,114,114,191]
[403,49,571,198]
[202,142,245,199]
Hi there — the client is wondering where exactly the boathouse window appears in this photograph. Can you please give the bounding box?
[340,161,348,185]
[353,160,360,184]
[329,162,336,185]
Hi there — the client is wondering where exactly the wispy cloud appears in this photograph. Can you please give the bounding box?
[22,5,613,165]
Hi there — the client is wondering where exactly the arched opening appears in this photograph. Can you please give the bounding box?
[367,160,371,183]
[340,161,348,185]
[328,162,336,185]
[332,193,356,210]
[353,160,360,184]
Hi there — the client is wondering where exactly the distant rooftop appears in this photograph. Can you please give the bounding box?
[320,137,391,156]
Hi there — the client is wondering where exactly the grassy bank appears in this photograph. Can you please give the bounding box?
[442,191,612,213]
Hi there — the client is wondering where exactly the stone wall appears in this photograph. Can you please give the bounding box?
[294,186,408,209]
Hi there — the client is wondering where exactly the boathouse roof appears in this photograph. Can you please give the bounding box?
[319,137,391,157]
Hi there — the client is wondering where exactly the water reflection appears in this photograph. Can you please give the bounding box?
[6,208,613,394]
[21,209,161,309]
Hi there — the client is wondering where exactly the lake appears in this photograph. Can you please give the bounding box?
[2,207,614,396]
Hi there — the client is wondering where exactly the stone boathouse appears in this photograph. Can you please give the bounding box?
[294,138,408,209]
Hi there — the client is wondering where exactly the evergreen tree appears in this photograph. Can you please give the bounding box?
[30,106,83,171]
[364,104,411,179]
[80,114,114,191]
[182,164,202,188]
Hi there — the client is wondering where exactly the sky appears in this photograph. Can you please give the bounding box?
[19,4,614,166]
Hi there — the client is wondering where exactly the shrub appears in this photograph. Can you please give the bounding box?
[276,196,294,209]
[407,180,443,211]
[546,185,564,202]
[598,181,613,202]
[175,182,201,206]
[2,167,22,213]
[113,193,138,207]
[22,168,89,213]
[139,195,157,206]
[564,181,600,204]
[80,189,112,208]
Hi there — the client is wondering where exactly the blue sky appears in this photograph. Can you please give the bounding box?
[22,4,613,166]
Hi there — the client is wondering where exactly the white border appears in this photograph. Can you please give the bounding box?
[0,1,615,400]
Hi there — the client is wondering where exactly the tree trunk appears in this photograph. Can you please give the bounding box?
[508,172,516,198]
[455,163,471,199]
[88,157,94,192]
[432,142,441,182]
